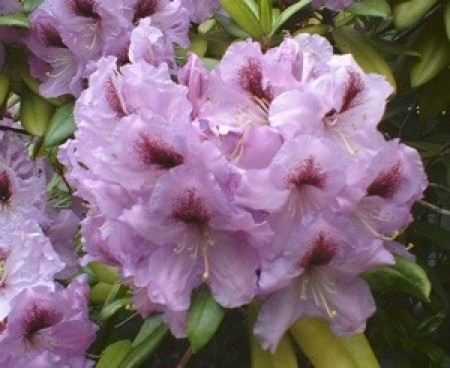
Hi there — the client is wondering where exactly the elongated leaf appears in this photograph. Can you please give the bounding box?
[220,0,263,39]
[445,1,450,40]
[99,298,131,321]
[290,318,358,368]
[332,26,396,89]
[0,69,10,109]
[393,0,438,30]
[43,102,75,147]
[187,288,225,352]
[215,13,251,39]
[348,0,391,19]
[23,0,43,12]
[258,0,272,34]
[363,256,431,301]
[411,20,449,88]
[418,69,450,120]
[0,11,30,28]
[339,334,379,368]
[119,316,169,368]
[88,262,120,285]
[411,221,450,250]
[97,340,133,368]
[90,282,113,304]
[271,0,311,36]
[366,37,420,57]
[20,85,55,136]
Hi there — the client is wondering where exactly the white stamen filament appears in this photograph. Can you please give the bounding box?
[300,271,337,319]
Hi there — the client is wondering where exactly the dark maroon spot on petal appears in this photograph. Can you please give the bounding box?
[237,57,273,102]
[35,23,67,48]
[133,0,158,23]
[0,317,7,333]
[289,157,326,190]
[0,171,12,203]
[340,69,364,113]
[171,189,211,229]
[300,232,337,269]
[116,41,131,67]
[134,134,184,169]
[23,304,61,341]
[105,77,127,117]
[68,0,100,19]
[367,161,403,199]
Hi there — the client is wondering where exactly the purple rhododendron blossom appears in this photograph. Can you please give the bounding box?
[0,124,46,224]
[0,221,64,319]
[0,277,97,367]
[254,216,394,351]
[60,29,427,342]
[181,0,221,23]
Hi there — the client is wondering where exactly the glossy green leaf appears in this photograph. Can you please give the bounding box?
[215,13,251,39]
[445,0,450,40]
[187,288,225,352]
[339,334,380,368]
[290,318,358,368]
[411,221,450,250]
[411,19,449,88]
[90,282,113,304]
[271,0,311,36]
[43,102,75,147]
[363,256,431,302]
[119,316,169,368]
[348,0,391,19]
[23,0,44,12]
[366,37,420,57]
[220,0,263,39]
[189,34,208,57]
[393,0,438,30]
[258,0,272,34]
[99,298,131,321]
[20,85,55,136]
[0,69,10,109]
[0,11,30,28]
[97,340,133,368]
[414,312,446,337]
[88,262,120,285]
[332,26,396,89]
[418,69,450,120]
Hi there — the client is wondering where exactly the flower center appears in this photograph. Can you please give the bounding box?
[171,189,213,279]
[289,157,326,190]
[68,0,100,19]
[133,0,158,23]
[134,134,184,170]
[23,304,61,345]
[238,57,273,103]
[35,23,67,49]
[366,161,403,199]
[300,232,337,269]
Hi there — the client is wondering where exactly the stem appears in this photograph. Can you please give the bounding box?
[418,200,450,216]
[177,346,193,368]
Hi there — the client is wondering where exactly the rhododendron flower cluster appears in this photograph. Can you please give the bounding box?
[0,122,97,366]
[61,29,427,351]
[25,0,222,98]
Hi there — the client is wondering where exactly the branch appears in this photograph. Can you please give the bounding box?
[418,200,450,216]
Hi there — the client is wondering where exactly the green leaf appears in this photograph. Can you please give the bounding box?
[271,0,312,36]
[97,340,133,368]
[215,13,251,39]
[366,37,420,57]
[20,85,55,136]
[445,0,450,40]
[332,26,396,90]
[23,0,44,12]
[0,11,30,28]
[393,0,438,30]
[187,288,225,352]
[411,19,449,88]
[119,315,169,368]
[414,312,446,337]
[348,0,391,19]
[363,256,431,302]
[258,0,272,34]
[99,297,131,321]
[43,102,75,147]
[90,282,113,304]
[0,69,10,110]
[418,69,450,120]
[88,261,120,284]
[220,0,264,39]
[411,221,450,250]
